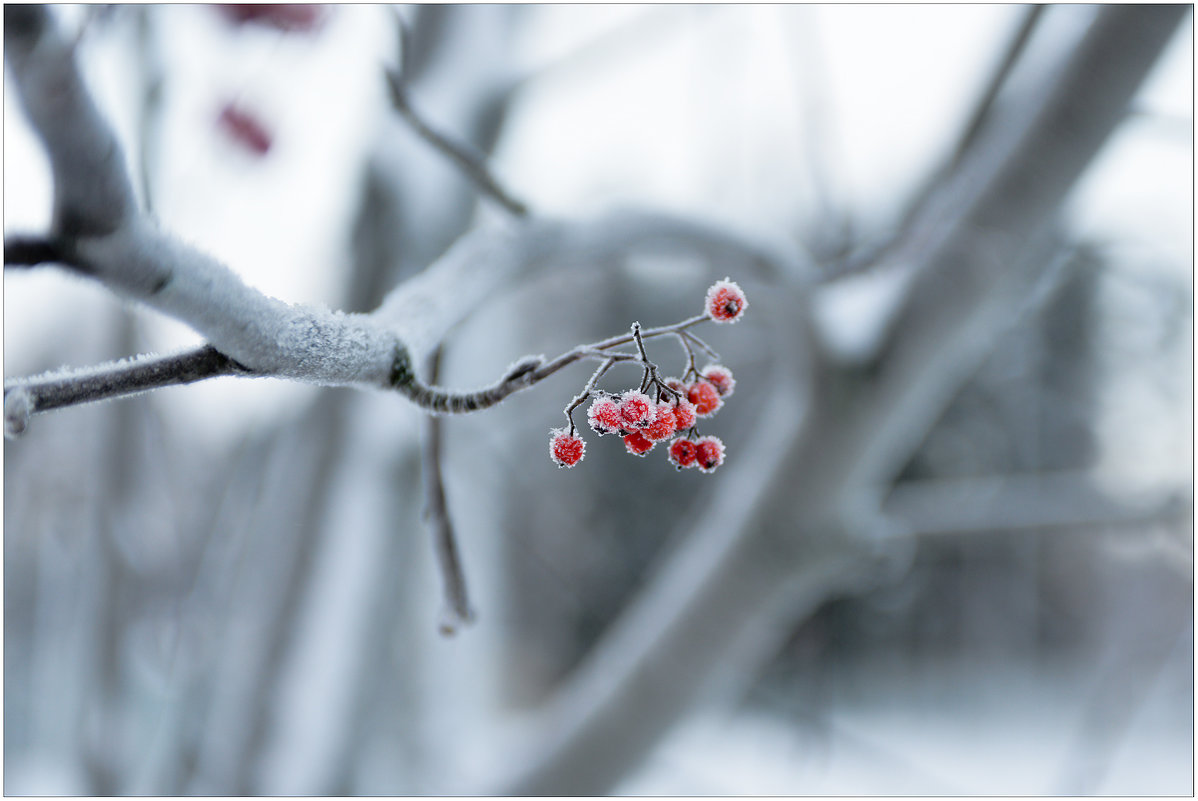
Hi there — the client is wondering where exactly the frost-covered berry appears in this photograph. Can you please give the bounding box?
[705,278,748,323]
[624,430,656,456]
[667,438,698,469]
[701,364,736,398]
[587,396,623,435]
[670,397,697,430]
[549,428,585,467]
[643,402,677,442]
[694,436,726,473]
[618,391,656,429]
[687,380,723,417]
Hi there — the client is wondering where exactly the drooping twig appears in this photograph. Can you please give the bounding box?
[386,12,529,219]
[420,346,475,635]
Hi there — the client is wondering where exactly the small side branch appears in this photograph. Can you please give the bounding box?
[3,345,256,433]
[387,314,713,415]
[387,13,529,219]
[420,346,475,635]
[5,235,68,269]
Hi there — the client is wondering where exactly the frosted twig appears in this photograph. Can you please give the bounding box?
[2,346,257,428]
[563,357,618,433]
[386,13,528,219]
[420,346,475,635]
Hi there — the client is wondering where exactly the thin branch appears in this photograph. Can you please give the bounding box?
[420,346,475,636]
[4,235,67,268]
[387,12,529,219]
[3,345,256,425]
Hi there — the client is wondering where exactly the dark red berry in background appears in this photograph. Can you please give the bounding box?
[216,4,328,33]
[218,103,273,156]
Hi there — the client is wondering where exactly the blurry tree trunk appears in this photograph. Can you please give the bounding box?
[497,6,1186,794]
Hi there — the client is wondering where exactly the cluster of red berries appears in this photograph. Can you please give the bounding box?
[549,278,746,475]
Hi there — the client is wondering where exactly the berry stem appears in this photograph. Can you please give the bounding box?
[563,356,617,431]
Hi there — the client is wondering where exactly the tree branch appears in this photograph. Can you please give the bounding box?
[387,12,529,219]
[4,7,807,431]
[4,235,68,269]
[2,346,256,436]
[4,4,136,237]
[420,346,475,635]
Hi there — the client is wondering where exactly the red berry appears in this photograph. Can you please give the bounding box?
[671,397,697,430]
[701,364,735,397]
[549,428,585,467]
[694,436,726,473]
[643,402,677,442]
[705,278,748,323]
[623,430,655,456]
[667,438,698,469]
[687,380,723,417]
[618,391,655,429]
[587,396,622,435]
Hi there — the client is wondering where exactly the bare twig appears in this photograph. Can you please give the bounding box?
[420,346,475,635]
[387,13,529,219]
[4,235,67,268]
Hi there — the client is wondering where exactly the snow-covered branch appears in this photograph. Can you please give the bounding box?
[3,7,806,433]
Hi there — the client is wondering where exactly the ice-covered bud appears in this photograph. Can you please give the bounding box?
[687,380,723,417]
[670,397,697,430]
[4,387,32,439]
[618,390,655,429]
[623,430,655,456]
[694,436,726,473]
[667,438,697,469]
[704,278,747,323]
[643,402,677,442]
[587,395,623,435]
[549,428,585,468]
[701,364,735,398]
